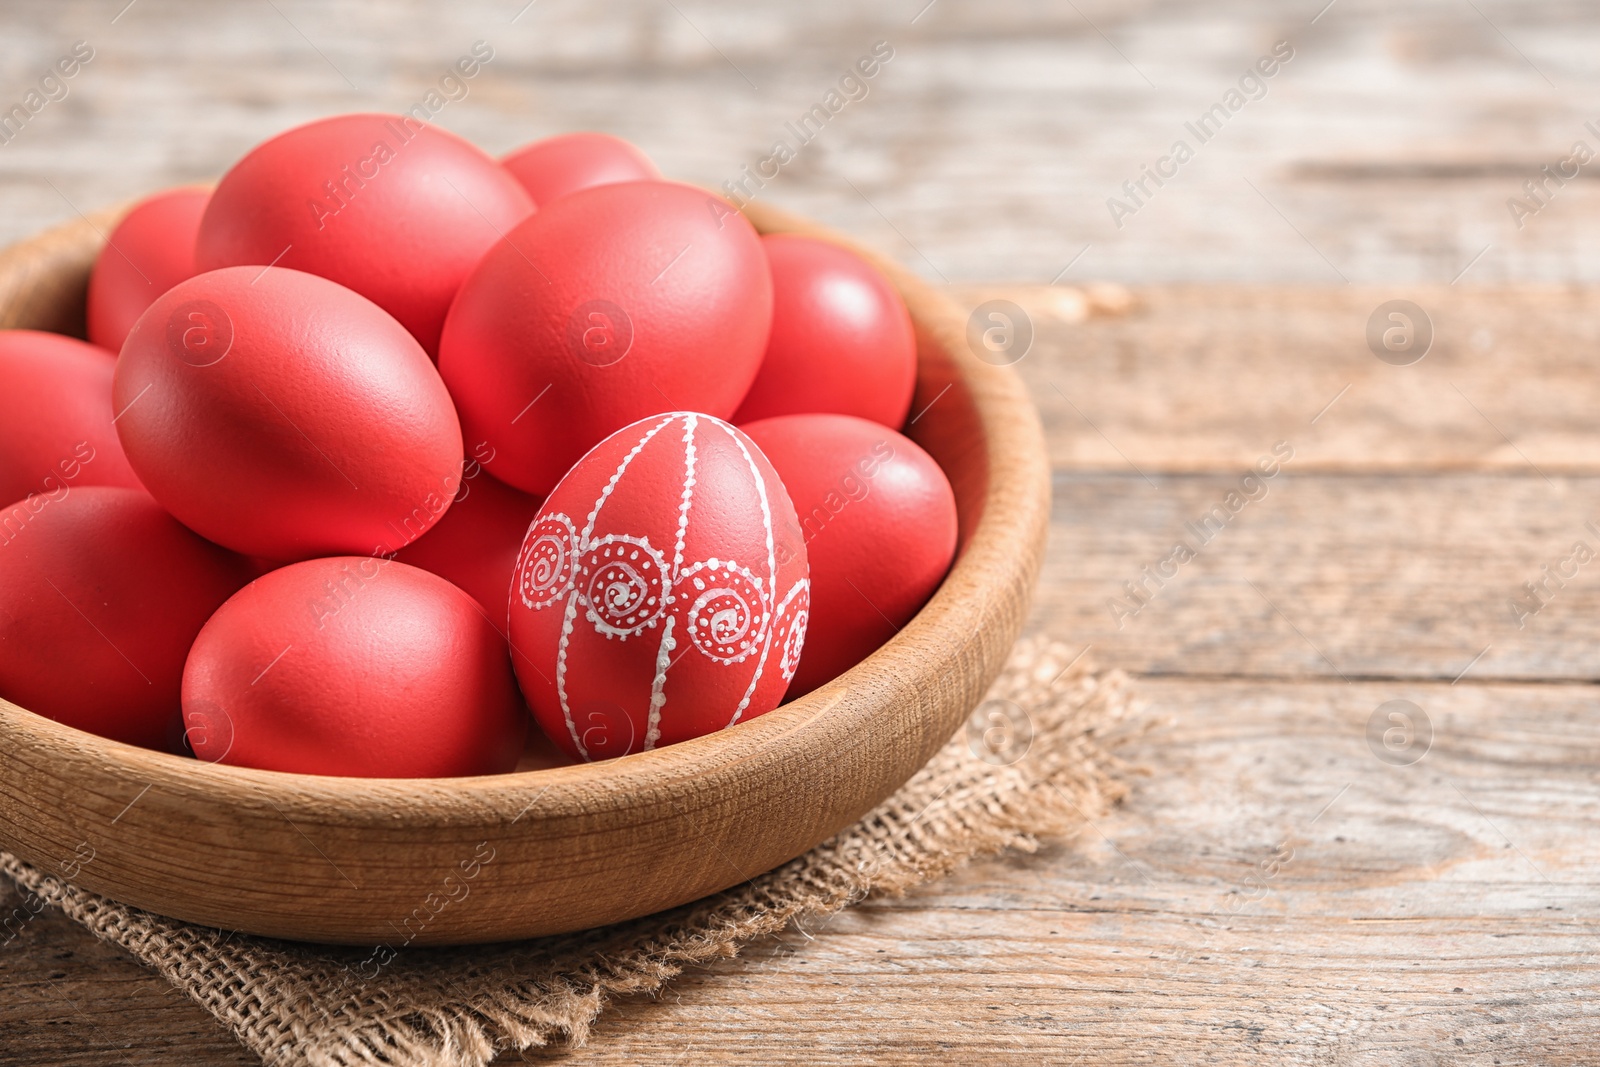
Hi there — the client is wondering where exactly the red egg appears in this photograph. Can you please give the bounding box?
[183,557,527,777]
[113,266,463,561]
[732,235,917,428]
[501,131,659,206]
[438,180,773,496]
[393,463,542,620]
[0,487,255,750]
[0,330,142,507]
[87,186,210,353]
[195,113,534,356]
[509,413,808,762]
[741,414,956,697]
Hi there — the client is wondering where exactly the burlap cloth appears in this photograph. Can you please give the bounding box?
[0,638,1141,1066]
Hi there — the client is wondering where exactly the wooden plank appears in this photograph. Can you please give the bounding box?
[1039,469,1600,683]
[990,283,1600,475]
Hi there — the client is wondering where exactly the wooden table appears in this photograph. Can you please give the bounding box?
[5,1,1600,1063]
[6,283,1598,1065]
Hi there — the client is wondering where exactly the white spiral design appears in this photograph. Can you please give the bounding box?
[517,513,578,610]
[581,535,667,638]
[682,560,768,664]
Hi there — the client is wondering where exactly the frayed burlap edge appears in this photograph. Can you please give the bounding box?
[0,637,1145,1067]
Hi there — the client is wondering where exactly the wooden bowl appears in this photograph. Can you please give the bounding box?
[0,197,1049,945]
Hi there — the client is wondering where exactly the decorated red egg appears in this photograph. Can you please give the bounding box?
[501,131,659,206]
[195,113,534,356]
[113,266,463,561]
[0,330,142,507]
[438,180,773,496]
[183,557,527,777]
[87,186,210,353]
[732,234,917,428]
[741,414,956,697]
[0,487,255,750]
[509,412,808,761]
[393,461,542,619]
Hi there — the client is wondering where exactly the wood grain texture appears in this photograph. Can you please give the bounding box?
[0,202,1051,945]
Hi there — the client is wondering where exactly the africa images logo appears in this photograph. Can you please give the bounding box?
[1106,40,1295,229]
